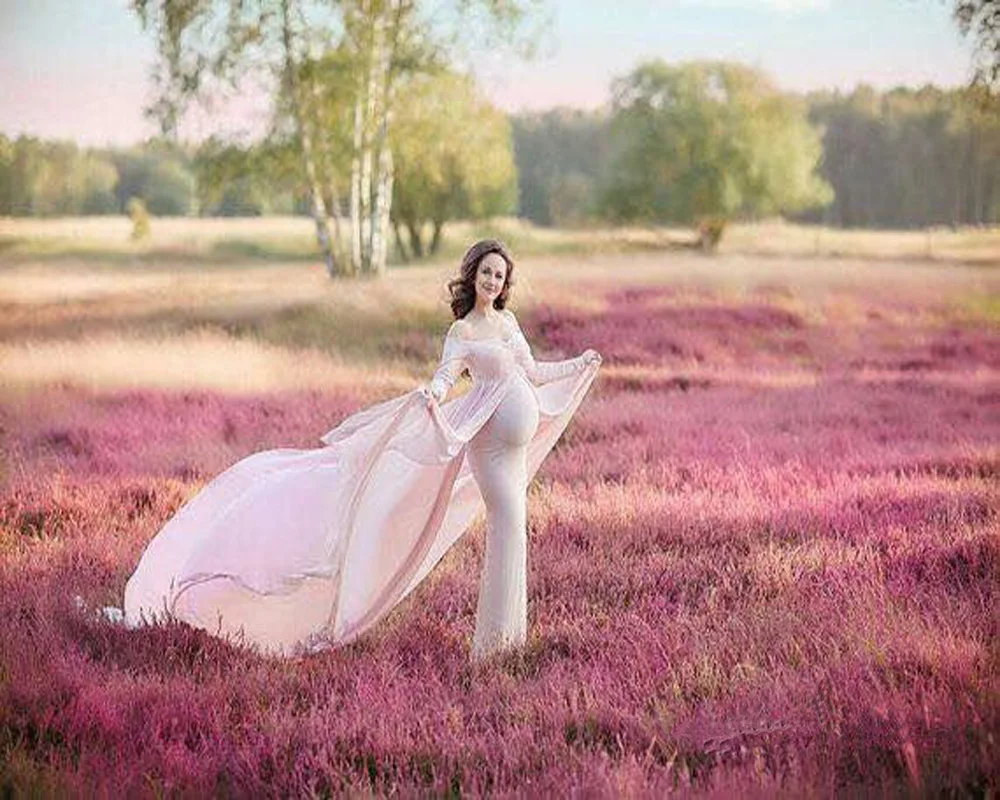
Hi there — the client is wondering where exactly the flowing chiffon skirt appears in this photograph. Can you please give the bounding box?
[117,359,600,658]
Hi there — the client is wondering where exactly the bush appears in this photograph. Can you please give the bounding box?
[697,216,727,252]
[128,197,151,241]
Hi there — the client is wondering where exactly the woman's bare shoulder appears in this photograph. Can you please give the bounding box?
[500,308,523,336]
[447,319,471,340]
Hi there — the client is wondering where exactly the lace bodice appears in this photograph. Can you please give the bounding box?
[427,308,587,401]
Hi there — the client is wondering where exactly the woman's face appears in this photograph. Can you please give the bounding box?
[474,252,508,306]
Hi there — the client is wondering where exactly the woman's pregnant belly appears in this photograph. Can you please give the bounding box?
[478,375,539,448]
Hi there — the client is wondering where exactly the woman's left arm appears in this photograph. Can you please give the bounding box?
[503,308,601,385]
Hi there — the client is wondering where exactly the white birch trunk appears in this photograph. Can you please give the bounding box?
[358,9,383,274]
[307,69,344,258]
[370,5,395,276]
[350,91,363,274]
[372,2,405,275]
[372,148,393,273]
[281,0,339,277]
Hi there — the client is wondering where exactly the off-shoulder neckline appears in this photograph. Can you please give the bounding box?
[446,331,512,346]
[446,313,515,345]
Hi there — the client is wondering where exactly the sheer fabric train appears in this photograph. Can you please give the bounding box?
[117,309,601,658]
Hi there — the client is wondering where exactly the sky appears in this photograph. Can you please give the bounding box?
[0,0,977,147]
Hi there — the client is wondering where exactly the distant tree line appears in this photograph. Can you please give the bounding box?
[0,134,298,217]
[0,66,515,239]
[802,84,999,228]
[510,80,999,232]
[2,68,997,237]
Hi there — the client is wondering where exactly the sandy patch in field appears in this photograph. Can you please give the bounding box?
[0,215,316,249]
[0,262,446,310]
[3,216,998,262]
[1,249,994,317]
[0,270,179,305]
[0,331,417,394]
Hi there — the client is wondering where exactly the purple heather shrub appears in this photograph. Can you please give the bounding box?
[0,277,997,795]
[3,386,368,481]
[530,287,810,370]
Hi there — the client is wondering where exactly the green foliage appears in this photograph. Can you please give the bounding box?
[127,197,151,240]
[107,144,195,216]
[0,137,119,216]
[801,84,1000,227]
[0,135,200,218]
[193,138,299,216]
[511,109,610,226]
[697,217,727,252]
[953,0,999,92]
[145,158,195,215]
[0,135,12,214]
[274,41,359,210]
[598,60,833,231]
[77,156,120,214]
[389,70,518,257]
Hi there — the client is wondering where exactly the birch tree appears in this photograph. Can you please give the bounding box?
[343,1,416,276]
[953,0,999,92]
[133,0,544,278]
[323,0,542,275]
[131,0,346,275]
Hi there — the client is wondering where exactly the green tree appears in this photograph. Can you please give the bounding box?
[132,0,545,279]
[195,139,266,216]
[0,138,119,216]
[76,154,120,214]
[510,108,610,226]
[31,141,80,215]
[4,137,45,215]
[0,135,12,215]
[389,70,517,259]
[111,146,195,216]
[599,60,832,249]
[803,84,999,227]
[144,158,195,215]
[953,0,999,91]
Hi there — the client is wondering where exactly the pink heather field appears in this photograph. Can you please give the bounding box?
[0,221,998,796]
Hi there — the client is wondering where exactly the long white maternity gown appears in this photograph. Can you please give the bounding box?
[111,308,601,659]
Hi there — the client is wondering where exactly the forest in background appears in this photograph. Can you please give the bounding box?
[2,74,998,237]
[514,83,999,231]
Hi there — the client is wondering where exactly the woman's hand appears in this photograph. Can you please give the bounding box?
[417,384,437,405]
[581,348,602,367]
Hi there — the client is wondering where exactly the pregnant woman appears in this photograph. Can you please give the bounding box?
[102,239,601,662]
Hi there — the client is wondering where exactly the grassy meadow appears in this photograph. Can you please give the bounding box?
[0,217,998,796]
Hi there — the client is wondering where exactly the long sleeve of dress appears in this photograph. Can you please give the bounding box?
[427,334,467,402]
[504,308,586,385]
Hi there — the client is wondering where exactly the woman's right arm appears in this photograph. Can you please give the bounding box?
[424,326,467,402]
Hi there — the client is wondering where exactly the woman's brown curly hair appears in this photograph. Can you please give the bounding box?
[447,239,516,320]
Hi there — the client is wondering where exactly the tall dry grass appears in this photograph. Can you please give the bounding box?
[2,215,999,264]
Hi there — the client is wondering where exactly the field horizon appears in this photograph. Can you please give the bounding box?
[2,215,1000,268]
